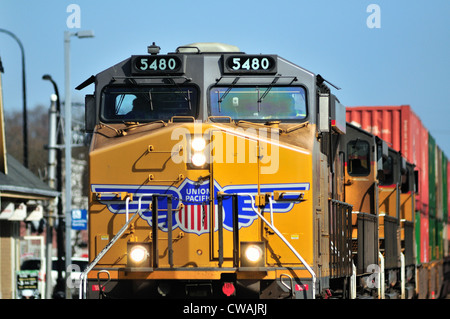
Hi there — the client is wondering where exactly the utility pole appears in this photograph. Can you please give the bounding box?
[42,74,65,298]
[64,29,94,299]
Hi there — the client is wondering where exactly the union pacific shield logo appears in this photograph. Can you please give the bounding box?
[91,179,309,235]
[178,203,212,235]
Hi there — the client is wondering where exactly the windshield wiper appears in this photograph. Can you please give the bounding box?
[115,94,126,114]
[166,78,192,110]
[257,75,280,112]
[148,91,153,111]
[218,77,240,112]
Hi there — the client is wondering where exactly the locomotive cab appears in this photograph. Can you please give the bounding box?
[341,124,379,293]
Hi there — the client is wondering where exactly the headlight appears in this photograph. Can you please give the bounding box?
[240,241,265,267]
[127,242,151,267]
[187,135,209,169]
[191,153,207,167]
[245,245,263,262]
[191,137,206,151]
[130,245,147,263]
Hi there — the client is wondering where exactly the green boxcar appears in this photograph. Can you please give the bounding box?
[443,153,448,223]
[428,133,436,261]
[415,210,422,264]
[430,216,436,261]
[429,133,436,218]
[429,217,445,261]
[440,153,447,260]
[437,220,444,259]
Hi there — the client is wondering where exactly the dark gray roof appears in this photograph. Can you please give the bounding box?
[0,154,59,198]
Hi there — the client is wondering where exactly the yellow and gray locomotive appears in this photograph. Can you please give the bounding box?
[78,42,387,299]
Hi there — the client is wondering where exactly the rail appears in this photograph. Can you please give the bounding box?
[81,191,318,298]
[79,193,174,299]
[79,207,139,299]
[217,192,317,299]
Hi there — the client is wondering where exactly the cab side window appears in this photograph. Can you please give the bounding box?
[347,140,370,176]
[380,156,394,185]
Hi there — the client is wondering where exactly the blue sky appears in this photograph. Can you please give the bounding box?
[0,0,450,154]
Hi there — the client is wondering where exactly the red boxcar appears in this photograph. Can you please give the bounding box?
[421,214,430,263]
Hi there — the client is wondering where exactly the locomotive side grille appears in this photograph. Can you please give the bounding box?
[329,199,353,279]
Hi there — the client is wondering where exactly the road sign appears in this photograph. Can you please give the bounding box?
[71,209,87,230]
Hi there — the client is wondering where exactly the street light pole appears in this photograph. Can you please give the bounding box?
[0,28,28,168]
[64,30,94,299]
[45,93,58,299]
[64,30,71,299]
[42,74,65,299]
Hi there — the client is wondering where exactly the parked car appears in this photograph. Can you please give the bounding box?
[20,256,88,298]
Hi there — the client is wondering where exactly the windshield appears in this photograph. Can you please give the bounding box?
[101,86,199,122]
[210,86,307,121]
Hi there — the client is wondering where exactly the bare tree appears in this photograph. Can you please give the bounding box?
[4,104,89,194]
[5,105,49,178]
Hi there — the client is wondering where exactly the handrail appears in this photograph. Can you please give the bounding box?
[279,273,294,298]
[379,252,385,299]
[79,209,140,299]
[79,193,158,299]
[241,193,317,299]
[81,191,317,298]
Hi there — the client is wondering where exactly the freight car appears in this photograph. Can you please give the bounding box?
[77,43,448,299]
[347,105,450,298]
